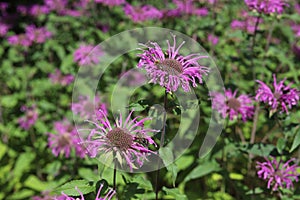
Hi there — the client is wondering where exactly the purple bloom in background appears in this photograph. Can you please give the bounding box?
[207,34,219,45]
[211,89,254,121]
[45,0,68,14]
[137,33,209,92]
[165,0,208,17]
[124,3,163,23]
[95,0,125,6]
[231,11,263,34]
[18,105,38,130]
[49,69,74,86]
[257,157,299,191]
[256,74,300,114]
[85,110,157,172]
[28,5,50,16]
[292,24,300,38]
[62,184,116,200]
[8,34,32,47]
[25,25,52,44]
[72,95,107,121]
[17,5,28,15]
[48,119,86,158]
[244,0,288,14]
[0,23,9,37]
[119,70,147,87]
[73,44,103,66]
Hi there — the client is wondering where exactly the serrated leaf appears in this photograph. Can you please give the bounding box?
[239,143,275,157]
[53,180,94,196]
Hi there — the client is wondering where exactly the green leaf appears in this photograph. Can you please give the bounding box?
[245,187,263,195]
[24,175,49,191]
[14,152,36,178]
[276,138,285,154]
[239,143,275,157]
[1,95,18,108]
[162,187,187,200]
[52,180,94,196]
[183,160,221,182]
[290,128,300,152]
[229,173,244,180]
[159,147,178,186]
[6,189,34,200]
[0,142,7,160]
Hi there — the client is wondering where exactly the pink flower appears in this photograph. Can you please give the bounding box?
[8,34,32,47]
[0,23,9,37]
[137,33,209,92]
[244,0,288,14]
[124,3,163,23]
[73,44,103,66]
[45,0,68,14]
[28,5,50,16]
[95,0,125,6]
[18,105,38,130]
[255,74,300,114]
[257,157,299,191]
[231,11,263,34]
[165,0,208,17]
[62,184,115,200]
[72,95,107,121]
[85,110,157,172]
[211,89,254,121]
[49,69,74,86]
[48,119,86,158]
[25,25,52,44]
[292,24,300,38]
[207,34,219,45]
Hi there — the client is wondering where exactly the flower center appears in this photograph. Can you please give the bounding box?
[107,127,133,150]
[58,133,71,147]
[274,92,281,100]
[227,98,241,111]
[157,59,183,76]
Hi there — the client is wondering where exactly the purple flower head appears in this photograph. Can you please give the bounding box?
[165,0,208,17]
[231,11,263,34]
[211,89,254,121]
[292,24,300,38]
[28,5,50,16]
[48,119,86,158]
[25,25,52,44]
[255,74,300,114]
[244,0,288,15]
[95,0,125,6]
[62,184,116,200]
[18,105,38,130]
[17,5,28,15]
[49,69,74,86]
[8,34,32,47]
[73,44,103,66]
[207,34,219,45]
[45,0,68,14]
[137,33,209,92]
[72,95,107,121]
[124,3,163,23]
[85,110,157,172]
[257,157,299,191]
[0,23,9,37]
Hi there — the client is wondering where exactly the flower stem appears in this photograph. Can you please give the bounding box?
[113,162,117,190]
[250,14,261,83]
[155,89,168,200]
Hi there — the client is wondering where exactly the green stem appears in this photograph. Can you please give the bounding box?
[113,162,117,190]
[155,89,168,200]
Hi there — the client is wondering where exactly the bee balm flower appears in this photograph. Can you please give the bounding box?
[137,34,209,92]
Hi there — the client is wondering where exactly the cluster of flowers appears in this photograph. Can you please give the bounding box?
[211,74,300,122]
[7,25,52,47]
